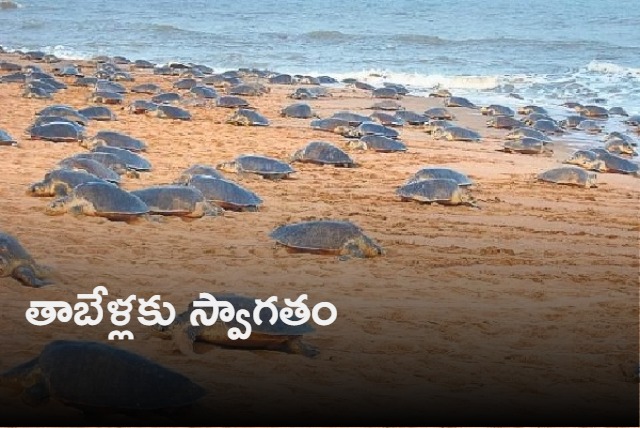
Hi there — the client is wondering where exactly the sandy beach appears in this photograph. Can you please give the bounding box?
[0,52,637,425]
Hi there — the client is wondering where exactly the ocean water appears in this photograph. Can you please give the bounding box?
[1,0,639,120]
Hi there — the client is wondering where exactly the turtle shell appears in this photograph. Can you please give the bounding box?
[406,168,473,186]
[187,175,262,211]
[28,169,107,197]
[538,167,597,187]
[78,106,116,121]
[216,95,250,108]
[93,145,152,171]
[53,181,149,218]
[0,129,17,146]
[88,131,148,152]
[156,105,192,120]
[130,185,208,216]
[396,178,466,203]
[30,123,84,142]
[281,103,314,119]
[292,141,355,166]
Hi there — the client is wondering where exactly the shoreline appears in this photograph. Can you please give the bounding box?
[0,49,638,425]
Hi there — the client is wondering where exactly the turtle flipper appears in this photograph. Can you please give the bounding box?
[343,240,366,258]
[22,380,50,406]
[12,265,52,288]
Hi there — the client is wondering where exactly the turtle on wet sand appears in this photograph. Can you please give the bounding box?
[131,185,222,218]
[217,155,294,179]
[564,150,607,171]
[45,181,149,221]
[154,293,318,356]
[537,167,597,188]
[270,220,383,258]
[396,178,475,206]
[0,340,206,413]
[0,232,51,287]
[291,141,356,167]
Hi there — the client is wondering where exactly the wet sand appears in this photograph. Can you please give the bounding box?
[0,53,638,425]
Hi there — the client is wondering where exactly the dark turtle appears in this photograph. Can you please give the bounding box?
[395,110,429,125]
[28,169,107,197]
[487,116,523,129]
[444,96,477,109]
[330,111,371,125]
[83,130,147,152]
[502,137,550,154]
[1,71,27,83]
[0,129,17,146]
[532,119,564,135]
[151,92,181,104]
[383,82,409,95]
[58,156,122,183]
[517,105,547,115]
[93,145,152,171]
[291,141,356,167]
[537,167,597,188]
[129,99,159,114]
[608,107,628,117]
[563,150,606,171]
[337,121,400,139]
[216,95,250,108]
[347,135,407,152]
[369,111,404,127]
[174,165,224,184]
[505,127,552,142]
[36,105,88,125]
[95,79,126,94]
[433,126,481,142]
[217,154,294,179]
[624,115,640,127]
[133,59,156,69]
[269,74,294,85]
[369,100,403,111]
[130,83,162,94]
[425,107,455,120]
[592,151,639,175]
[173,78,197,90]
[154,294,317,356]
[73,152,132,176]
[281,103,315,119]
[310,118,351,132]
[90,91,124,105]
[30,123,84,142]
[0,232,51,287]
[186,175,262,211]
[78,106,117,121]
[154,105,192,120]
[578,105,609,118]
[130,185,222,218]
[397,178,474,205]
[229,84,267,96]
[226,109,269,126]
[189,85,218,99]
[406,168,473,187]
[372,87,400,99]
[480,105,515,117]
[353,81,376,91]
[270,220,382,258]
[604,138,638,156]
[558,115,585,129]
[0,340,206,413]
[45,181,149,221]
[22,86,52,99]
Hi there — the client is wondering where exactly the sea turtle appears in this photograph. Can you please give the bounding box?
[369,100,403,111]
[130,83,162,94]
[406,168,473,187]
[174,165,224,184]
[129,100,159,114]
[532,119,564,135]
[30,123,84,142]
[73,152,134,176]
[522,113,554,126]
[383,82,409,95]
[291,141,356,167]
[270,220,383,258]
[28,169,107,197]
[22,86,52,99]
[444,96,477,109]
[45,181,149,221]
[185,175,262,211]
[289,87,317,100]
[151,92,181,104]
[216,95,250,108]
[346,135,407,152]
[487,115,522,129]
[576,119,603,134]
[58,156,122,183]
[505,127,552,142]
[578,105,609,118]
[395,110,429,125]
[310,118,351,132]
[433,126,481,142]
[130,185,222,218]
[0,340,206,413]
[517,105,548,115]
[564,150,606,171]
[604,138,638,156]
[93,145,152,171]
[592,151,639,175]
[502,137,550,154]
[369,111,404,127]
[36,105,88,125]
[188,86,217,99]
[269,74,294,84]
[133,59,156,69]
[424,107,455,120]
[561,101,583,110]
[217,154,294,179]
[229,84,267,96]
[90,91,124,105]
[480,105,515,117]
[0,232,51,287]
[353,81,376,91]
[428,89,452,98]
[281,103,315,119]
[226,109,269,126]
[331,111,371,125]
[372,87,400,99]
[604,131,636,146]
[95,80,126,93]
[424,120,454,134]
[78,106,117,121]
[82,131,148,152]
[337,121,400,139]
[154,105,192,120]
[537,167,597,188]
[608,107,628,116]
[396,178,474,205]
[173,78,197,90]
[624,114,640,127]
[154,294,317,356]
[0,129,17,146]
[558,115,585,129]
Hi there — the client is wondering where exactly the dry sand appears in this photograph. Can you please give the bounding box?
[0,53,637,425]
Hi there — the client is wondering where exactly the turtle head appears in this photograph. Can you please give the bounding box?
[333,125,355,137]
[343,235,384,258]
[289,149,304,163]
[26,181,52,197]
[44,196,70,216]
[215,160,237,173]
[345,140,366,150]
[0,356,42,391]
